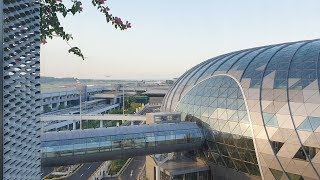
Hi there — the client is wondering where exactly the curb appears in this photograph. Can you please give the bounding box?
[137,163,146,180]
[43,164,83,180]
[116,158,133,179]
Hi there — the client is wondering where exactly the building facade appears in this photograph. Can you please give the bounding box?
[1,0,41,179]
[162,39,320,180]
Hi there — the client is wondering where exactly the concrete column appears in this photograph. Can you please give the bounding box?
[156,166,160,180]
[63,101,67,107]
[111,97,117,105]
[116,122,120,127]
[73,121,76,130]
[131,121,134,126]
[100,120,103,128]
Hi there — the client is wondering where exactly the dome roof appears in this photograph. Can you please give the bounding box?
[162,39,320,111]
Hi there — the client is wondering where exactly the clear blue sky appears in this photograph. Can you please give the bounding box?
[41,0,320,80]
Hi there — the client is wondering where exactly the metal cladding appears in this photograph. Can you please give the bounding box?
[1,0,41,179]
[162,39,320,180]
[41,122,204,167]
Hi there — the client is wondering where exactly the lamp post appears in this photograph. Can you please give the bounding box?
[75,78,82,130]
[122,84,125,117]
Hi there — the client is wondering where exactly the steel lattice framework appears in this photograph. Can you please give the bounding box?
[162,39,320,180]
[1,0,41,179]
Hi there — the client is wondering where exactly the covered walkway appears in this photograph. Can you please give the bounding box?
[40,113,146,122]
[41,122,204,167]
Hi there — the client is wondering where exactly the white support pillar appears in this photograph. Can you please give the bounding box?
[73,121,76,130]
[156,166,160,180]
[100,120,103,128]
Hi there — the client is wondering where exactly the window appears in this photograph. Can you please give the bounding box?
[294,146,320,161]
[270,141,284,154]
[269,168,283,180]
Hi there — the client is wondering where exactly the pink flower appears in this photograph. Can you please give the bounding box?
[115,17,123,25]
[99,0,106,4]
[104,6,110,13]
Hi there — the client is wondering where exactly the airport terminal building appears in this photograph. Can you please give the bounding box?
[2,1,320,178]
[162,39,320,180]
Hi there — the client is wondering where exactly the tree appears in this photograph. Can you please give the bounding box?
[40,0,131,60]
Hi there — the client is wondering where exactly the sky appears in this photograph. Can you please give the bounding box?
[41,0,320,80]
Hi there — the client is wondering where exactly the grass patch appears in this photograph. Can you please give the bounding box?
[108,158,129,175]
[44,174,64,179]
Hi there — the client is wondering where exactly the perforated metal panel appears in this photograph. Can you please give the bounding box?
[1,0,41,179]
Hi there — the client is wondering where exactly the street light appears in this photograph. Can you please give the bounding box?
[122,84,125,117]
[75,78,82,130]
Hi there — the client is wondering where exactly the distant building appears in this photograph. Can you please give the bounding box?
[165,80,174,85]
[143,90,168,105]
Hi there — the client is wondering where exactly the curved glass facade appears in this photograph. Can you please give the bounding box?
[163,39,320,180]
[176,76,260,177]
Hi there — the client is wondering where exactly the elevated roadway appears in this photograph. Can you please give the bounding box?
[41,114,146,122]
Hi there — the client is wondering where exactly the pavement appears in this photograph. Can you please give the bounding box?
[65,162,102,180]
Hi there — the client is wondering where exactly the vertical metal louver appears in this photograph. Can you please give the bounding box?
[1,0,41,179]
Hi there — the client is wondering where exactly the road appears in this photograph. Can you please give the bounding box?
[116,106,158,180]
[119,156,146,180]
[41,167,53,179]
[66,162,102,180]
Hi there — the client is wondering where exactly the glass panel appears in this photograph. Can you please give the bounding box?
[86,137,100,153]
[112,135,123,150]
[269,168,283,180]
[297,117,312,132]
[122,135,134,149]
[156,131,167,146]
[133,134,145,148]
[145,133,156,147]
[270,141,284,154]
[100,136,112,151]
[309,117,320,131]
[173,76,260,176]
[73,139,86,155]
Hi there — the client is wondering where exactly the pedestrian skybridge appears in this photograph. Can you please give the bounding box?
[41,122,204,167]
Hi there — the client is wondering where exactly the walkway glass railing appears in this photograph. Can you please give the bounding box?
[41,122,203,159]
